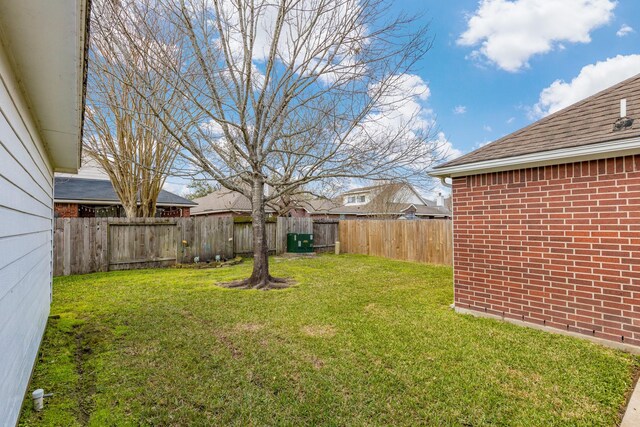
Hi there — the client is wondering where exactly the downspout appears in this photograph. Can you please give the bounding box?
[439,176,452,188]
[438,174,455,310]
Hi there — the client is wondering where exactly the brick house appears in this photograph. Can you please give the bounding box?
[430,74,640,349]
[54,177,195,218]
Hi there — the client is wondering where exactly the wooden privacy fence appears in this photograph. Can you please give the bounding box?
[54,217,235,276]
[53,217,452,276]
[53,217,332,276]
[338,220,453,266]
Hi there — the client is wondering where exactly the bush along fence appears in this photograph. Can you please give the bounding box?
[53,217,452,276]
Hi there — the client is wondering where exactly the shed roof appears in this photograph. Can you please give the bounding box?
[435,73,640,170]
[54,177,196,207]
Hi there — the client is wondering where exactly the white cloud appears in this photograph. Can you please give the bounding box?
[506,117,515,124]
[458,0,616,72]
[453,105,467,115]
[617,24,634,37]
[163,181,188,196]
[435,132,463,161]
[531,54,640,118]
[483,125,492,132]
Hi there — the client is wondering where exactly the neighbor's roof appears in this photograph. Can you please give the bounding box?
[300,199,450,217]
[434,73,640,172]
[191,190,276,215]
[54,177,196,207]
[341,182,430,205]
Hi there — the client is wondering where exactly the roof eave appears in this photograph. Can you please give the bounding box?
[429,136,640,178]
[55,198,196,207]
[0,0,89,172]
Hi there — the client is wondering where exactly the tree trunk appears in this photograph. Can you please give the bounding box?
[124,203,138,218]
[221,178,289,290]
[248,179,271,287]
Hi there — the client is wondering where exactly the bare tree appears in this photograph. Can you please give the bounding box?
[185,179,220,200]
[123,0,445,288]
[84,0,186,217]
[365,182,412,218]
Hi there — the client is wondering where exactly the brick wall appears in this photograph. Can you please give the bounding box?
[54,203,78,218]
[453,155,640,347]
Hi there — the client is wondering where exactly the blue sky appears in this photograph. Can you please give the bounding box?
[386,0,640,160]
[163,0,640,197]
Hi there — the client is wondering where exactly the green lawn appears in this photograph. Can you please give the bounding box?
[20,255,638,426]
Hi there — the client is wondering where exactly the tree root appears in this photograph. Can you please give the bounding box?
[218,276,294,290]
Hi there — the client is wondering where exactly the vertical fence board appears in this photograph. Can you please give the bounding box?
[338,219,452,266]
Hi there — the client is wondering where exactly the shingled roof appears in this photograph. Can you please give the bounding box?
[435,73,640,170]
[54,177,196,207]
[191,190,277,215]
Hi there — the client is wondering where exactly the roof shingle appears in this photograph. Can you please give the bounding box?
[435,73,640,169]
[54,177,196,206]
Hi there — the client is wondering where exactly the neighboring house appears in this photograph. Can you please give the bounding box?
[191,189,277,217]
[54,177,196,218]
[0,2,89,424]
[191,183,451,220]
[431,73,640,349]
[303,183,452,220]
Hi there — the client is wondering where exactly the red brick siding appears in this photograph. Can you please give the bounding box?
[54,203,79,218]
[453,155,640,346]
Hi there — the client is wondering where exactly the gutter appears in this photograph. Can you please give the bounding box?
[429,136,640,178]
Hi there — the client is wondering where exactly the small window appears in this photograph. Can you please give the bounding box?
[347,196,356,203]
[357,195,366,203]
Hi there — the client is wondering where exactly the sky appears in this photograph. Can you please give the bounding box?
[387,0,640,159]
[164,0,640,197]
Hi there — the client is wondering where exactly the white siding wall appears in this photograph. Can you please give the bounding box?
[0,42,54,425]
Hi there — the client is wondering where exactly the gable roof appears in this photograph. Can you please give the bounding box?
[341,182,429,205]
[433,73,640,173]
[54,177,196,207]
[190,190,276,215]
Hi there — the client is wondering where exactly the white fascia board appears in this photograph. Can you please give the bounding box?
[429,137,640,178]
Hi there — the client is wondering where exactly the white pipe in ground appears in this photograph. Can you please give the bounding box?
[32,389,44,412]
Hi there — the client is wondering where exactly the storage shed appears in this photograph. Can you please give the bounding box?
[431,74,640,349]
[0,1,88,424]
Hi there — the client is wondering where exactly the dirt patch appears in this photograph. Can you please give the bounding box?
[234,323,264,333]
[179,309,244,358]
[309,355,325,369]
[73,323,99,425]
[215,332,243,359]
[364,303,388,317]
[301,325,336,338]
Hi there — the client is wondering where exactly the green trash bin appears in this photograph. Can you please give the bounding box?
[287,233,314,253]
[298,233,314,253]
[287,233,300,253]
